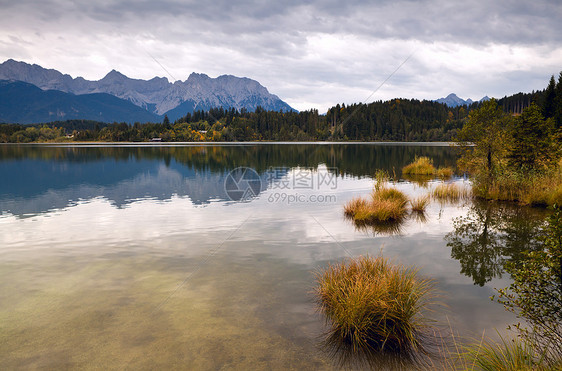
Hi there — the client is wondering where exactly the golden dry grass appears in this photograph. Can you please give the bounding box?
[480,167,562,207]
[432,183,470,202]
[436,167,454,179]
[315,256,437,359]
[403,157,436,176]
[343,197,368,217]
[410,196,430,213]
[344,186,409,224]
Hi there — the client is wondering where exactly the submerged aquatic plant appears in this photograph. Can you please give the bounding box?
[315,255,437,365]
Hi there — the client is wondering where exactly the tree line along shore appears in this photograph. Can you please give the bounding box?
[1,72,561,143]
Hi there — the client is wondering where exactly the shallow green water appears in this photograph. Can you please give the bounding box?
[0,144,546,369]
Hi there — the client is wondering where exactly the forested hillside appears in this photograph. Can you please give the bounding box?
[1,72,560,143]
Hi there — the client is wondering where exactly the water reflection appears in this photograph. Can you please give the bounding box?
[0,143,457,177]
[0,143,552,369]
[321,339,426,370]
[345,212,407,237]
[402,174,434,188]
[0,144,457,218]
[445,200,546,286]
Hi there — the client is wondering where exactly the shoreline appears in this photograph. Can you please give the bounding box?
[0,141,456,146]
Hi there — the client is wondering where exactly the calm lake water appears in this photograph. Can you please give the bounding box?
[0,143,546,369]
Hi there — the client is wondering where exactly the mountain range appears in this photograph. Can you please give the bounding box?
[0,59,497,125]
[0,59,295,124]
[0,80,161,124]
[434,93,490,107]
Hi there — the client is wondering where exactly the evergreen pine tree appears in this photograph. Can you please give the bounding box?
[507,102,556,170]
[554,71,562,129]
[543,75,556,118]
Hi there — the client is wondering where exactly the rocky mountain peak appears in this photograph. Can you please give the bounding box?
[0,59,296,120]
[434,93,490,107]
[102,69,127,81]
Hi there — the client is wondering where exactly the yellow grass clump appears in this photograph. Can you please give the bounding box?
[432,183,470,202]
[478,166,562,207]
[436,167,454,179]
[410,196,430,213]
[461,335,560,371]
[343,197,368,217]
[315,255,436,358]
[344,186,409,224]
[402,157,436,176]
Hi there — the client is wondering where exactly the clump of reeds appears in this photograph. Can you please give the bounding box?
[344,186,409,224]
[432,183,470,202]
[410,195,430,213]
[436,167,454,179]
[374,169,390,190]
[461,335,555,371]
[429,330,561,371]
[315,255,436,359]
[403,157,436,176]
[343,197,367,217]
[467,159,562,207]
[482,168,562,207]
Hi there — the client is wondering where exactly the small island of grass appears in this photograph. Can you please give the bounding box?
[344,186,409,224]
[402,156,454,179]
[314,255,436,361]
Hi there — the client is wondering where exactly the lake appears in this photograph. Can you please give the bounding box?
[0,143,545,369]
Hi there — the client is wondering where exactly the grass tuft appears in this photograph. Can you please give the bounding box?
[410,195,430,213]
[466,159,562,207]
[477,166,562,207]
[315,255,436,361]
[343,197,367,217]
[462,335,554,371]
[436,167,454,179]
[403,157,436,176]
[372,186,409,205]
[344,186,409,224]
[432,183,470,202]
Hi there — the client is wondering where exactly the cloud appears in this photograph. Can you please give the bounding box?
[0,0,561,111]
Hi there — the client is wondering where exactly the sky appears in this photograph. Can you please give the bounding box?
[1,0,561,112]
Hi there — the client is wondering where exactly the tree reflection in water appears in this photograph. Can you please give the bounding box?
[445,199,546,286]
